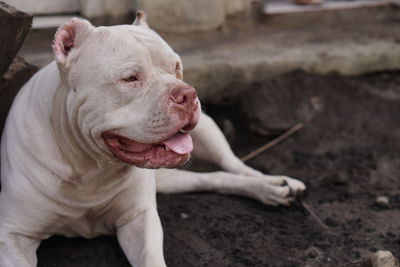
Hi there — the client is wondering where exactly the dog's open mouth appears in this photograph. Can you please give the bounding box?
[102,132,193,168]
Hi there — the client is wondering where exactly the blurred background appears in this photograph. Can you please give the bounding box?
[1,0,400,266]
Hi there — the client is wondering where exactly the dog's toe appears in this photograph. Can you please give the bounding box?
[267,185,294,206]
[266,176,287,186]
[280,176,306,195]
[275,185,291,198]
[291,181,306,195]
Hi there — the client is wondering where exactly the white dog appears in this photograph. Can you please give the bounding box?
[0,12,305,267]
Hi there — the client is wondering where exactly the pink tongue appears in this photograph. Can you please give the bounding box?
[162,133,193,155]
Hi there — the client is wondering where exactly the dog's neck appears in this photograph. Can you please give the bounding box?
[51,64,133,183]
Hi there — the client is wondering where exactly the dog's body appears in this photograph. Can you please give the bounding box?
[0,13,305,266]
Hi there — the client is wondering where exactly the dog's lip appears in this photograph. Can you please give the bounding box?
[102,132,193,155]
[102,133,155,153]
[101,131,193,167]
[102,132,193,169]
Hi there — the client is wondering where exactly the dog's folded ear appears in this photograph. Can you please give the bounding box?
[133,10,148,27]
[53,18,94,67]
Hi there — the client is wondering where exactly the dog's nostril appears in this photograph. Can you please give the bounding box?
[171,86,197,106]
[181,96,187,104]
[171,94,185,104]
[180,123,195,133]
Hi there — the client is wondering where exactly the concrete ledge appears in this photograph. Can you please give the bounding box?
[263,0,395,15]
[183,39,400,103]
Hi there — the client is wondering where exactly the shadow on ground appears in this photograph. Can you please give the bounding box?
[37,71,400,266]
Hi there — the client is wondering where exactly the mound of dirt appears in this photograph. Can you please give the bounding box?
[37,72,400,266]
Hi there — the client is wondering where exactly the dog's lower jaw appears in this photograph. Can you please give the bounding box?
[138,152,191,169]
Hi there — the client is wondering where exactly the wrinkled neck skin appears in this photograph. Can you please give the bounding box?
[51,63,135,184]
[51,66,123,179]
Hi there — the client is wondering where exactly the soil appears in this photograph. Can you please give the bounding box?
[36,71,400,266]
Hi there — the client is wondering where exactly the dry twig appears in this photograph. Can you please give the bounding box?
[240,123,304,162]
[238,122,331,231]
[299,199,330,230]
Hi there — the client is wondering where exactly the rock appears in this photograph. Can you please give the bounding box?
[304,246,322,259]
[371,251,400,267]
[375,196,390,209]
[180,213,189,219]
[303,246,324,267]
[134,0,225,33]
[0,2,33,75]
[0,57,37,135]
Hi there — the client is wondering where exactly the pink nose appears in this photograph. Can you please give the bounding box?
[170,84,197,110]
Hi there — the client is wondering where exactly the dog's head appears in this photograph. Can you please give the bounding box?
[52,11,200,169]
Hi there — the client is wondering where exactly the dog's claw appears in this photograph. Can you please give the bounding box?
[276,176,306,196]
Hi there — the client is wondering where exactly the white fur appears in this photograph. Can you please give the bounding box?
[0,17,305,267]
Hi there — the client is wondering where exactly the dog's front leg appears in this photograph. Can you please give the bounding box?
[192,112,305,193]
[0,231,40,267]
[117,206,166,267]
[156,169,294,206]
[192,112,261,176]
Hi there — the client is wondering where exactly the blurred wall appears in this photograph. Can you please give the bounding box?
[134,0,251,33]
[4,0,252,33]
[4,0,134,18]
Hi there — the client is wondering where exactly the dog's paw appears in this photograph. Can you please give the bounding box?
[253,182,295,206]
[263,175,306,195]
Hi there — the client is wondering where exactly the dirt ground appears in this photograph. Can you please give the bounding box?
[34,71,400,266]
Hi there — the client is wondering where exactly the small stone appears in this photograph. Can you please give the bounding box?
[304,246,322,259]
[370,251,400,267]
[180,213,189,219]
[375,196,390,209]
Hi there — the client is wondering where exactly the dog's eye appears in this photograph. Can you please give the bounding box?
[175,62,181,71]
[175,62,183,80]
[123,75,138,82]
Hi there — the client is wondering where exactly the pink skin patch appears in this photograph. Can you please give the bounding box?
[102,132,193,169]
[52,18,91,65]
[53,24,75,63]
